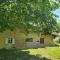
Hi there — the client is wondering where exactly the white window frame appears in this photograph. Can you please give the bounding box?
[5,37,15,44]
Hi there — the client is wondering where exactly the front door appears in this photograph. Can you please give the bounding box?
[40,38,44,47]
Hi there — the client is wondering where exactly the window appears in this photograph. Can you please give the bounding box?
[5,37,15,44]
[8,38,13,43]
[25,38,33,42]
[40,38,44,44]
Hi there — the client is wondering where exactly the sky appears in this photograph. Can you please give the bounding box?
[53,8,60,22]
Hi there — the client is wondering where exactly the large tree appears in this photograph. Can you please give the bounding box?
[0,0,60,34]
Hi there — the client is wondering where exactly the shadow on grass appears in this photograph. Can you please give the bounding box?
[0,48,51,60]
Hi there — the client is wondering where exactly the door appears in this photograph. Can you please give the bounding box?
[40,38,44,47]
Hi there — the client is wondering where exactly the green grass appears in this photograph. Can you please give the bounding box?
[0,48,51,60]
[23,47,60,60]
[0,47,60,60]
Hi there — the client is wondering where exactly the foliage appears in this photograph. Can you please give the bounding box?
[53,36,60,45]
[56,22,60,30]
[0,0,60,34]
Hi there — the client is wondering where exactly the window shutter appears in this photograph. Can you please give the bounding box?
[12,38,15,44]
[5,38,8,44]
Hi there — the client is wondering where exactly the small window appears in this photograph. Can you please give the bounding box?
[11,38,13,43]
[25,38,33,42]
[5,37,15,44]
[40,38,44,44]
[8,38,13,43]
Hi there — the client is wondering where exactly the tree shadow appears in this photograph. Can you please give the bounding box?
[0,48,51,60]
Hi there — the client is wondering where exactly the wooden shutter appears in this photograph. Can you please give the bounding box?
[5,38,8,44]
[12,38,15,44]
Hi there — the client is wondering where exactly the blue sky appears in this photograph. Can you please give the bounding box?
[53,8,60,22]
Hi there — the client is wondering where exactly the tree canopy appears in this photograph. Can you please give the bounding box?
[0,0,60,34]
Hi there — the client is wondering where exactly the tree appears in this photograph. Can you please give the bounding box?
[0,0,60,34]
[56,22,60,30]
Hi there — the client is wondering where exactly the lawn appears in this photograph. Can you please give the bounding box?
[0,48,50,60]
[0,47,60,60]
[23,47,60,60]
